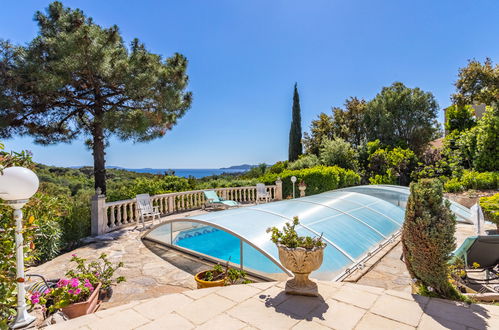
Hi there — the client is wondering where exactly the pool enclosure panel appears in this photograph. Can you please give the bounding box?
[145,185,472,281]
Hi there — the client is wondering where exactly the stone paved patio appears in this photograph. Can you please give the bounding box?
[28,209,211,309]
[46,281,499,329]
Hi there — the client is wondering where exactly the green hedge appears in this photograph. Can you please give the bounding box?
[480,193,499,229]
[444,170,499,192]
[259,165,360,198]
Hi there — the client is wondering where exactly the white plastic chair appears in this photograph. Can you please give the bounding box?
[256,183,270,204]
[136,194,161,229]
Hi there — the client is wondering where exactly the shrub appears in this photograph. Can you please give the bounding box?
[259,165,360,198]
[0,142,36,326]
[443,170,499,192]
[402,179,461,299]
[60,190,92,249]
[368,146,417,185]
[268,161,288,174]
[319,137,358,170]
[25,193,64,263]
[474,105,499,172]
[480,193,499,230]
[288,154,320,170]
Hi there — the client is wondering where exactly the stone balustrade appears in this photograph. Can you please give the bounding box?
[91,181,282,235]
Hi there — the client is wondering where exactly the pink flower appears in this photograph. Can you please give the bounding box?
[44,289,50,295]
[74,288,81,295]
[68,289,73,294]
[71,254,77,257]
[84,279,94,290]
[57,279,69,288]
[70,278,80,288]
[30,292,41,304]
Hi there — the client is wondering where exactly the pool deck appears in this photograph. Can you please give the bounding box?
[29,206,498,329]
[46,280,499,329]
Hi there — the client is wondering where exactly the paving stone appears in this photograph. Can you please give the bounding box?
[355,312,414,330]
[370,294,424,327]
[216,284,262,302]
[46,313,100,329]
[331,285,379,309]
[417,314,466,330]
[93,301,141,318]
[470,303,499,318]
[315,299,365,330]
[276,295,328,320]
[316,282,341,300]
[182,286,222,300]
[135,313,194,330]
[133,293,193,320]
[175,293,236,325]
[196,313,247,330]
[249,281,276,290]
[292,320,331,329]
[257,285,292,307]
[424,299,489,329]
[343,282,385,295]
[227,297,300,330]
[86,309,149,330]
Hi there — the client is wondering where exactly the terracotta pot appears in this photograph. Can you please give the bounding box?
[99,287,113,302]
[194,271,226,289]
[277,244,325,296]
[61,283,101,319]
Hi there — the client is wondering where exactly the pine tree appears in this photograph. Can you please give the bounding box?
[0,2,192,194]
[288,83,303,161]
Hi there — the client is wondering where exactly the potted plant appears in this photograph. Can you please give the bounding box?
[34,276,101,319]
[67,253,126,301]
[267,216,325,296]
[194,261,250,289]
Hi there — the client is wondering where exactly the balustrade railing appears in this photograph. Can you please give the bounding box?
[91,182,282,235]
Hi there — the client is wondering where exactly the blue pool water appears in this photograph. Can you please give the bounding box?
[175,228,283,274]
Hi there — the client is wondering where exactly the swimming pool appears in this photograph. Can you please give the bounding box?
[144,185,471,281]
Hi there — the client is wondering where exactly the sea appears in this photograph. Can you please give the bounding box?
[122,168,247,178]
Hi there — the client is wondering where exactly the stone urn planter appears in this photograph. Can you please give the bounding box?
[194,270,226,289]
[61,283,101,319]
[278,243,326,296]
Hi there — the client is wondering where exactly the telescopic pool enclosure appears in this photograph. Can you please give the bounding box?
[145,185,471,281]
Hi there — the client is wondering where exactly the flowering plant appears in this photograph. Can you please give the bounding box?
[32,277,97,312]
[67,253,125,290]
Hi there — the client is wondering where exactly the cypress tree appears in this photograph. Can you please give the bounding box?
[289,83,303,161]
[402,179,459,299]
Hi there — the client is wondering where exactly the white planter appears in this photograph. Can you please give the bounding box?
[277,244,325,296]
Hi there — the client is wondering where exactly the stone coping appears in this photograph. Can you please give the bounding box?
[45,280,499,329]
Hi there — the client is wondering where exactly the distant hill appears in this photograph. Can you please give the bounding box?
[220,164,257,170]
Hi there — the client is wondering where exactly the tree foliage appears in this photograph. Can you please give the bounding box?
[402,179,459,299]
[331,97,367,147]
[0,1,192,194]
[303,113,334,155]
[288,83,303,161]
[364,82,440,154]
[444,104,476,133]
[452,58,499,106]
[319,137,358,170]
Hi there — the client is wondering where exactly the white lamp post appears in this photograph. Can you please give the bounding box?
[290,176,297,199]
[0,167,39,329]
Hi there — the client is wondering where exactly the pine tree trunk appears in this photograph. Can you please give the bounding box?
[92,119,107,195]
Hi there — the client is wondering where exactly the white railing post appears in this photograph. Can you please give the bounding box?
[91,188,107,236]
[275,178,283,200]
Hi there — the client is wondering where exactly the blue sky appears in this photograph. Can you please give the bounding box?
[1,0,498,168]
